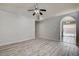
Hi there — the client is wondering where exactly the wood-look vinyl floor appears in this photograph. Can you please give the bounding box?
[0,39,79,56]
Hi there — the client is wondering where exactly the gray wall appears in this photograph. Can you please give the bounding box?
[0,8,79,46]
[0,10,35,46]
[37,11,79,44]
[37,17,60,41]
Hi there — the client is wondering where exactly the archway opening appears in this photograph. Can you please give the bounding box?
[60,16,76,44]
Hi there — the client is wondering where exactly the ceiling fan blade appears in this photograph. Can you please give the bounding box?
[40,9,46,11]
[28,9,34,11]
[33,12,36,16]
[40,12,43,15]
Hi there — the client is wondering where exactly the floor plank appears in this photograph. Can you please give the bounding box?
[0,39,79,56]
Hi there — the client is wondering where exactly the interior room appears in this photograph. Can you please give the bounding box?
[0,3,79,56]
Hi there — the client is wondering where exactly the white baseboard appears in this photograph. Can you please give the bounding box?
[0,37,35,46]
[37,37,60,42]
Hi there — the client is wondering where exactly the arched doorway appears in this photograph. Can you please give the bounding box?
[60,16,76,44]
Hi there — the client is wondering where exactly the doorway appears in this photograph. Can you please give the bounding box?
[60,16,76,44]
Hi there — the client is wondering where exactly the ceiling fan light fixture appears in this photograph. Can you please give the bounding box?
[28,3,46,21]
[34,10,40,14]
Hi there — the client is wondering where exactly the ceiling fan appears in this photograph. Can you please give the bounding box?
[28,3,46,16]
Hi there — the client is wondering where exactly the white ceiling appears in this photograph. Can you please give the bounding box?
[0,3,79,20]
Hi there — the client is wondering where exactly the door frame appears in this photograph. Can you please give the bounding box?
[60,16,76,43]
